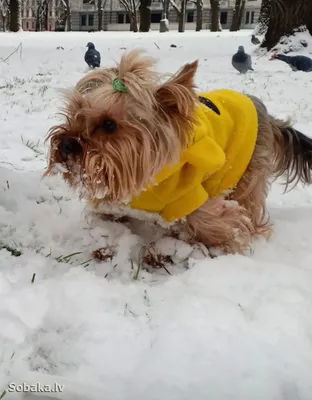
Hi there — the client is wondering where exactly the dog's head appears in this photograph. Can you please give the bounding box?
[44,50,199,203]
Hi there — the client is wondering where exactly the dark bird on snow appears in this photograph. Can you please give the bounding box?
[232,45,254,74]
[251,34,260,45]
[85,42,101,68]
[270,53,312,72]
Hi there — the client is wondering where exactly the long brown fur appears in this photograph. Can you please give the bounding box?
[186,95,273,253]
[45,50,199,203]
[45,49,312,254]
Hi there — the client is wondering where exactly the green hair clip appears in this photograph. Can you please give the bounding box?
[112,77,128,93]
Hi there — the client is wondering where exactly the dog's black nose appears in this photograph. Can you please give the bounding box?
[60,138,82,158]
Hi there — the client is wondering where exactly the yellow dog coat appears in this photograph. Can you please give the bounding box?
[130,89,258,222]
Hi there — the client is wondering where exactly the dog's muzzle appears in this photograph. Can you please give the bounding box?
[59,138,82,159]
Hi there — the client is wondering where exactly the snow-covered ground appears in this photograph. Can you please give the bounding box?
[1,29,312,400]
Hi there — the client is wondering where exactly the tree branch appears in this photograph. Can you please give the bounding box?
[169,0,180,14]
[120,0,131,12]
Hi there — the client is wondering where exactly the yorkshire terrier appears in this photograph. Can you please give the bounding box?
[44,50,312,254]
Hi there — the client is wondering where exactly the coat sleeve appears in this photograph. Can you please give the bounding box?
[183,135,226,175]
[160,136,226,222]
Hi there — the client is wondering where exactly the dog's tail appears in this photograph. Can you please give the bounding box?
[271,117,312,190]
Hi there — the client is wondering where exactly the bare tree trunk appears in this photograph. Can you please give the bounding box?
[44,0,49,30]
[1,11,7,31]
[306,2,312,34]
[254,0,270,35]
[139,0,151,32]
[0,0,9,31]
[162,0,169,18]
[237,0,245,28]
[230,0,240,31]
[97,0,103,30]
[9,0,21,31]
[129,8,138,31]
[261,0,308,50]
[133,0,138,31]
[195,0,202,31]
[169,0,185,32]
[178,0,186,32]
[230,0,245,31]
[35,10,40,30]
[129,10,133,30]
[127,0,137,31]
[120,0,138,32]
[44,10,48,29]
[64,0,71,31]
[210,0,220,32]
[132,12,138,31]
[35,3,43,31]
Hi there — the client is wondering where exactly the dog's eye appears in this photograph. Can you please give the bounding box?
[100,119,117,134]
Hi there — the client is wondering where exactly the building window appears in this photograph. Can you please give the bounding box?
[117,13,130,23]
[88,14,94,25]
[186,11,194,23]
[49,10,52,16]
[81,14,87,26]
[32,21,35,29]
[117,13,125,23]
[26,21,29,29]
[220,11,227,24]
[251,11,255,24]
[151,12,162,23]
[245,11,250,24]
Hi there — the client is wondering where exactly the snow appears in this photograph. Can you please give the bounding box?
[1,29,312,400]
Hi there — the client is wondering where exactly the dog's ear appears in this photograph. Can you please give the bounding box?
[156,60,199,116]
[155,60,199,149]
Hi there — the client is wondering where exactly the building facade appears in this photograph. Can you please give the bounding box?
[70,0,261,32]
[0,0,64,31]
[0,0,261,32]
[20,0,63,31]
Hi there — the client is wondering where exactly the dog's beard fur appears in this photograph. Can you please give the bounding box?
[45,50,200,204]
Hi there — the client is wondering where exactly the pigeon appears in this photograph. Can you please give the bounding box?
[85,42,101,68]
[232,46,254,74]
[251,34,260,45]
[270,53,312,72]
